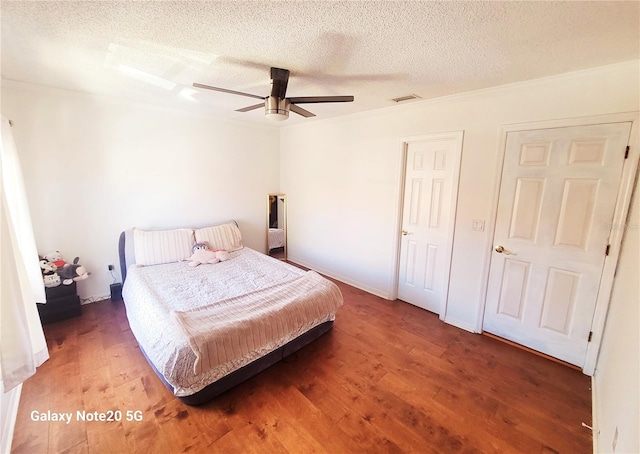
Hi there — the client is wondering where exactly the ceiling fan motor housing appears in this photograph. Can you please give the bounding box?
[265,96,290,120]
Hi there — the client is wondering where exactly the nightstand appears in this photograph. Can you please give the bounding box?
[38,281,82,324]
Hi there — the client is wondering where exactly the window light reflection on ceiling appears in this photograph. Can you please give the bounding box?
[179,87,199,101]
[117,65,177,90]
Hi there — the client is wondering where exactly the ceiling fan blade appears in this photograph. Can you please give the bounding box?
[287,95,354,104]
[193,83,265,100]
[236,103,265,113]
[290,104,316,118]
[270,67,290,99]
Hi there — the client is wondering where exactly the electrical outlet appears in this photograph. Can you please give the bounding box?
[108,264,114,271]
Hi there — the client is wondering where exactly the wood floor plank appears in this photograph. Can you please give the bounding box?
[276,364,408,453]
[47,361,86,454]
[152,398,216,452]
[11,277,592,453]
[111,376,173,453]
[252,376,347,454]
[9,423,49,454]
[85,421,128,454]
[210,386,296,454]
[256,373,374,454]
[59,441,88,454]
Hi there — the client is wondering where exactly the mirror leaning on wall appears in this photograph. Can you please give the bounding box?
[267,194,286,260]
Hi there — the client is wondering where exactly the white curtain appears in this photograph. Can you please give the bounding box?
[0,116,49,391]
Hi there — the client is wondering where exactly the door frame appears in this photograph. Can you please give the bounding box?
[391,131,464,320]
[477,112,639,375]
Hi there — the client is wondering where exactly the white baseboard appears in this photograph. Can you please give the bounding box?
[287,258,483,338]
[1,383,22,454]
[286,256,392,300]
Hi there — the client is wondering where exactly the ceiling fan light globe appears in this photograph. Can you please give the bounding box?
[266,111,289,121]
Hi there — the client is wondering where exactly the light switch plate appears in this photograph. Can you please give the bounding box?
[472,219,485,231]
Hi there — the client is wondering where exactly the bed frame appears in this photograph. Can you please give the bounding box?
[118,229,334,405]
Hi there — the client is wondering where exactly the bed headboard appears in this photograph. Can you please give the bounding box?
[118,229,133,283]
[118,220,239,283]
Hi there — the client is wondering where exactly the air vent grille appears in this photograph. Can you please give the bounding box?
[392,94,421,103]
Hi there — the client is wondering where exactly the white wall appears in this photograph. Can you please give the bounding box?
[1,81,280,300]
[593,174,639,454]
[280,60,640,331]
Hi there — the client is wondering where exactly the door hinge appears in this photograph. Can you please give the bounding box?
[588,331,593,342]
[625,146,629,159]
[605,244,610,256]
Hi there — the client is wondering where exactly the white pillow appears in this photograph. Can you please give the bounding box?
[133,228,194,266]
[194,222,243,252]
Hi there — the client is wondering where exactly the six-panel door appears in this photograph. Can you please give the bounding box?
[483,122,631,366]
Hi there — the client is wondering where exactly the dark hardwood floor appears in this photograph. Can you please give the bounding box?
[11,279,592,453]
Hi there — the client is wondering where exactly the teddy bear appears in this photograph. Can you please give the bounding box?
[43,251,66,269]
[187,242,230,267]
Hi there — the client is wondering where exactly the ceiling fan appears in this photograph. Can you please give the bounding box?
[193,67,354,121]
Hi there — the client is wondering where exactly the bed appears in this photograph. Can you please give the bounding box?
[268,227,285,250]
[118,221,343,405]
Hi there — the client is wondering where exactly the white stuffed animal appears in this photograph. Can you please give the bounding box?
[43,251,66,269]
[43,273,61,287]
[187,242,230,267]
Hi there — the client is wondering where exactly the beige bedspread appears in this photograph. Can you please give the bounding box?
[171,270,343,375]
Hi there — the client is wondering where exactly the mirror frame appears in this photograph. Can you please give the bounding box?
[267,194,286,260]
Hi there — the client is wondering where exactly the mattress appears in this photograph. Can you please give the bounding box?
[122,247,342,397]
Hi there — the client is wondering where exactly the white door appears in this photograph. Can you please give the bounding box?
[484,122,631,366]
[397,132,462,315]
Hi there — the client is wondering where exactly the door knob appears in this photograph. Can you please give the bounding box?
[495,245,514,255]
[402,230,413,236]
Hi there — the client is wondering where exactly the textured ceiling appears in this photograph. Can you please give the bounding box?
[1,1,639,126]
